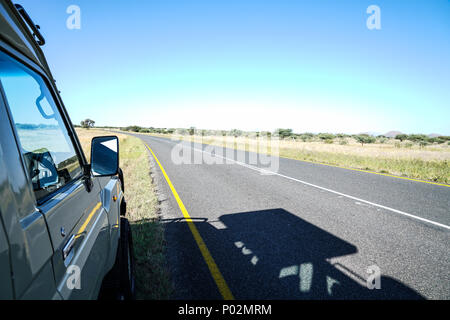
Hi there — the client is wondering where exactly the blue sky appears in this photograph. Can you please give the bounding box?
[19,0,450,134]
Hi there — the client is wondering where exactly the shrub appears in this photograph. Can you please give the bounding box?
[408,134,428,143]
[230,129,243,137]
[355,134,376,146]
[428,137,445,144]
[124,125,142,132]
[80,119,95,129]
[318,133,335,143]
[299,133,314,142]
[395,134,408,142]
[275,128,293,139]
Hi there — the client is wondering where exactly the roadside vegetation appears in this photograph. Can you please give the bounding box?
[117,126,450,184]
[75,128,172,299]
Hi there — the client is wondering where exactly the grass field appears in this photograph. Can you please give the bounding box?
[76,128,172,299]
[139,132,450,185]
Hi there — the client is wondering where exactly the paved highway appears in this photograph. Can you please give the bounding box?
[132,133,449,300]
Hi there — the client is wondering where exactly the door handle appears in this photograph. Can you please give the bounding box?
[62,234,75,260]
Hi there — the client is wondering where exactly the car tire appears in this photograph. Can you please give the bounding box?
[118,217,136,300]
[98,217,136,300]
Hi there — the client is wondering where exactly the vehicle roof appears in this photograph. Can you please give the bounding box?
[0,0,54,80]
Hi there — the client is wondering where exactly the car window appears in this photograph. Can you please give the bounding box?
[0,52,82,201]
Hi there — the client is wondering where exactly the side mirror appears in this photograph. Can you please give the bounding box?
[91,136,119,177]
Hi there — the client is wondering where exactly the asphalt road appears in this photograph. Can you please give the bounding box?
[132,133,450,300]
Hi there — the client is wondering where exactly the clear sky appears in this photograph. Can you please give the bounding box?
[19,0,450,135]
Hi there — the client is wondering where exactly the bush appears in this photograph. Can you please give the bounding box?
[230,129,243,137]
[318,133,335,143]
[299,133,314,142]
[80,119,95,129]
[395,134,408,142]
[355,134,376,146]
[275,128,293,139]
[318,133,335,140]
[124,125,142,132]
[428,137,445,144]
[408,134,428,143]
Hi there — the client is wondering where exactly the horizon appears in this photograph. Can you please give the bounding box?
[20,0,450,135]
[85,124,447,137]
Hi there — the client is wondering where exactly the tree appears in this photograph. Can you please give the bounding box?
[80,119,95,129]
[230,129,243,137]
[355,134,376,146]
[124,125,142,132]
[318,133,335,143]
[408,134,428,143]
[299,133,314,142]
[395,134,408,142]
[275,128,293,139]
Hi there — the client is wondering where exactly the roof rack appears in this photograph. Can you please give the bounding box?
[14,3,45,46]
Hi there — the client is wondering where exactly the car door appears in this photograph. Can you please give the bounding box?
[0,50,111,299]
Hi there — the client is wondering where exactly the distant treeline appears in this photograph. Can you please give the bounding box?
[16,123,59,130]
[118,126,450,146]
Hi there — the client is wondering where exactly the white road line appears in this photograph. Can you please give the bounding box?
[148,136,450,231]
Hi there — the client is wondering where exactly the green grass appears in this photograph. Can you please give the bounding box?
[119,135,172,299]
[76,129,173,299]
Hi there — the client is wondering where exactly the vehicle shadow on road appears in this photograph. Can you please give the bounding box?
[162,208,424,300]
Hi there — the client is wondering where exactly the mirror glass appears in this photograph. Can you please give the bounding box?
[91,136,119,176]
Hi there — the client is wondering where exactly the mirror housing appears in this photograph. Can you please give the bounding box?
[90,136,119,177]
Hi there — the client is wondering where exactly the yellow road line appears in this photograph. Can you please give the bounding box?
[145,143,235,300]
[75,202,102,239]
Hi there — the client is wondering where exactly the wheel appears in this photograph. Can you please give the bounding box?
[118,217,136,300]
[98,217,135,300]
